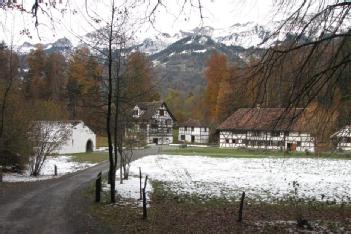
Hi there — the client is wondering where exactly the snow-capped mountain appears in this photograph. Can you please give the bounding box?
[133,22,275,55]
[17,37,73,55]
[13,21,291,95]
[15,21,284,56]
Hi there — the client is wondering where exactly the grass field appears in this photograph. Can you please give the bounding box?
[164,146,351,159]
[69,151,108,163]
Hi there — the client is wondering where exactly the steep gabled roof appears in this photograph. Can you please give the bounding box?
[217,108,307,132]
[330,125,351,138]
[34,120,83,127]
[179,119,206,127]
[135,101,176,121]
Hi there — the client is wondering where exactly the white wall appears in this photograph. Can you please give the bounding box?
[336,141,351,151]
[178,126,209,144]
[55,122,96,154]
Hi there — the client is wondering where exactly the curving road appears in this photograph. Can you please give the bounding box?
[0,147,160,234]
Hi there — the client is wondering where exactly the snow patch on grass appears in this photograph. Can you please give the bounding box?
[125,155,351,203]
[3,156,96,182]
[102,174,152,206]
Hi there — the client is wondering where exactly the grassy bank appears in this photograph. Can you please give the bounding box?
[69,151,109,163]
[164,146,351,159]
[90,180,351,233]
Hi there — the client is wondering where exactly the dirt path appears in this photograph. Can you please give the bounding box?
[0,147,160,234]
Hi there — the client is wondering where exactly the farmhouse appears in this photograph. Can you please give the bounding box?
[331,125,351,151]
[38,120,96,154]
[217,108,315,152]
[131,101,176,145]
[178,119,209,144]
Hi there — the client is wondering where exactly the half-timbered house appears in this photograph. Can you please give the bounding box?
[217,108,315,152]
[178,119,209,144]
[331,125,351,151]
[130,101,176,145]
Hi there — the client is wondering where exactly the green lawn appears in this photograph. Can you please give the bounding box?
[69,151,109,163]
[164,146,351,159]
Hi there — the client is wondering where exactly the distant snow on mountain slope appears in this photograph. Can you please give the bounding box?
[214,22,270,48]
[14,20,290,56]
[133,21,278,55]
[17,37,73,55]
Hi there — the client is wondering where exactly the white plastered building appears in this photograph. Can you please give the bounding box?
[39,121,96,154]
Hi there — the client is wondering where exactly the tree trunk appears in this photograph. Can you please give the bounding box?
[107,4,116,203]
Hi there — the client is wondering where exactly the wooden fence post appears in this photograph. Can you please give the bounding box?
[238,191,245,222]
[143,175,148,219]
[0,166,3,182]
[54,165,57,176]
[139,167,142,200]
[95,172,102,202]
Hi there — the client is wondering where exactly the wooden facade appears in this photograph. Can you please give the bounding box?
[131,101,176,145]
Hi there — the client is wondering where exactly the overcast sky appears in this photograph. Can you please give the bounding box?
[0,0,278,46]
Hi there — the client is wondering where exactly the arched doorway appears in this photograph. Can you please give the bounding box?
[86,139,93,152]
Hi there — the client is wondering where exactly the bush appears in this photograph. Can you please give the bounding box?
[0,150,26,172]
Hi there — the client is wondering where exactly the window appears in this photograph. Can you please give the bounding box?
[204,128,207,132]
[166,119,172,125]
[297,141,301,147]
[225,139,229,143]
[252,131,260,137]
[185,127,187,131]
[133,109,138,116]
[159,110,164,116]
[181,135,185,140]
[191,126,194,131]
[233,139,237,144]
[167,128,171,134]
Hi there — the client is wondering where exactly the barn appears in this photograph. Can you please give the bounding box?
[39,120,96,154]
[217,107,315,152]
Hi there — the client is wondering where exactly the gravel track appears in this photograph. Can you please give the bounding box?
[0,147,160,234]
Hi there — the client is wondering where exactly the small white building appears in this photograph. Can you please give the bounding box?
[217,108,315,152]
[40,121,96,154]
[178,119,209,144]
[331,125,351,151]
[131,101,176,145]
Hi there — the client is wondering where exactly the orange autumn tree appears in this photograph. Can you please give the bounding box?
[216,65,247,123]
[204,51,230,123]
